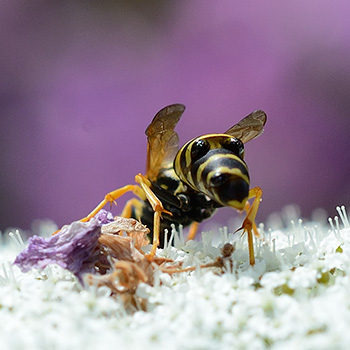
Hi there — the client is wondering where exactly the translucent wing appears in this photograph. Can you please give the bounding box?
[224,110,267,143]
[145,104,185,181]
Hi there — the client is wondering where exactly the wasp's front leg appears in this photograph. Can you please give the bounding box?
[51,184,144,236]
[236,186,263,266]
[186,222,199,241]
[80,184,145,222]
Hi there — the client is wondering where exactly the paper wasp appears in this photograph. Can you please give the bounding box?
[80,104,267,265]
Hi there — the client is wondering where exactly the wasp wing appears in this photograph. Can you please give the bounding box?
[145,104,186,181]
[224,110,267,143]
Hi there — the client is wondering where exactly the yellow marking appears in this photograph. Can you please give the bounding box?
[174,154,194,189]
[174,148,191,186]
[195,177,207,194]
[173,155,181,178]
[196,153,247,186]
[185,150,195,187]
[188,170,195,189]
[185,144,192,168]
[174,181,187,195]
[195,156,212,186]
[207,166,250,186]
[226,198,248,210]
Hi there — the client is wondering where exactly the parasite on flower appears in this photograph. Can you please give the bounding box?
[70,104,267,265]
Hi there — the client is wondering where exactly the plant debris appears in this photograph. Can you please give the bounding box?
[14,210,199,307]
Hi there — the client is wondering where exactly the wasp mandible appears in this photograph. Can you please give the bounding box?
[80,104,267,265]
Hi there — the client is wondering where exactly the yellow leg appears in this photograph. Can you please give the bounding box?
[135,173,172,258]
[186,222,199,241]
[243,201,259,237]
[121,198,143,218]
[52,184,142,235]
[236,186,263,266]
[57,173,170,259]
[80,184,145,222]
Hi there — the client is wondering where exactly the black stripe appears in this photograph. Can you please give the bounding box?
[192,149,248,188]
[216,178,249,204]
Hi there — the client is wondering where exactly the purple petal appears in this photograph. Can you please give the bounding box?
[94,209,114,225]
[14,218,102,281]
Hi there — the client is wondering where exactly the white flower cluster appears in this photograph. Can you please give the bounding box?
[1,206,350,350]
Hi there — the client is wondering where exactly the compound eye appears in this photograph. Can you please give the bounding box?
[209,172,228,187]
[191,138,210,162]
[222,137,244,158]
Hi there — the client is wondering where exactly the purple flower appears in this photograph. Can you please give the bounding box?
[95,209,115,225]
[14,216,104,282]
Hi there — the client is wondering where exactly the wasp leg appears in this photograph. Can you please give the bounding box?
[236,187,263,266]
[243,201,259,237]
[135,173,172,258]
[186,222,199,241]
[80,184,145,222]
[121,198,143,218]
[51,184,144,236]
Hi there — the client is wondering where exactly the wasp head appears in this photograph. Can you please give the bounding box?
[174,135,250,211]
[207,166,250,210]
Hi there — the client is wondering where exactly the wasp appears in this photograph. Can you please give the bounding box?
[80,104,267,265]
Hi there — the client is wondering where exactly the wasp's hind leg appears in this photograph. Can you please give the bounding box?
[236,187,263,266]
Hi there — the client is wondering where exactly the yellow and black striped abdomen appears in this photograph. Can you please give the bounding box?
[174,134,250,210]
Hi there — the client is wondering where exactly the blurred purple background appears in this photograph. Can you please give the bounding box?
[1,0,350,232]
